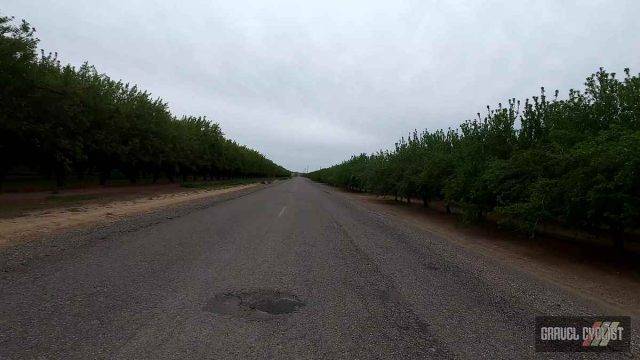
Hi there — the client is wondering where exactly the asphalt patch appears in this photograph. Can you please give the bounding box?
[205,289,305,318]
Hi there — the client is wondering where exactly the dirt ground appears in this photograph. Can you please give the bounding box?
[0,183,259,248]
[345,191,640,315]
[3,184,176,216]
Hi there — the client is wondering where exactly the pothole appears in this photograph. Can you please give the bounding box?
[204,289,305,318]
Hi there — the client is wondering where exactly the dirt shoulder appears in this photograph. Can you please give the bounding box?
[341,190,640,315]
[0,182,261,248]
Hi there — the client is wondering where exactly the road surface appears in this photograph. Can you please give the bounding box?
[0,177,635,358]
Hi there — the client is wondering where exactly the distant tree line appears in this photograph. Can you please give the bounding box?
[0,15,289,190]
[309,68,640,246]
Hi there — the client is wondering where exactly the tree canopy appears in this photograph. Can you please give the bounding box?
[0,15,289,189]
[309,68,640,240]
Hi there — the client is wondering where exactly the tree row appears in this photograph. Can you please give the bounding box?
[0,15,289,190]
[309,68,640,245]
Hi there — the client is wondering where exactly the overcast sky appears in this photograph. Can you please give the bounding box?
[4,1,640,171]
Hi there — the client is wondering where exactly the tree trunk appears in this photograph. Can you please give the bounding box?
[99,165,110,186]
[76,168,85,181]
[613,232,626,253]
[0,169,5,192]
[54,172,65,194]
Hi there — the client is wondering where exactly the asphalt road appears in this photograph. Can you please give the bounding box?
[0,177,636,359]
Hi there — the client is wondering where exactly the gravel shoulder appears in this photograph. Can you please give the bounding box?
[339,189,640,316]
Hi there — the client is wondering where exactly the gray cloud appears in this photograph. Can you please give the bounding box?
[4,0,640,171]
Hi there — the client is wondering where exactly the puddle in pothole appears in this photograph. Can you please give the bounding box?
[204,289,305,318]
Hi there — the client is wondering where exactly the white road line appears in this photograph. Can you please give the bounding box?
[278,206,286,218]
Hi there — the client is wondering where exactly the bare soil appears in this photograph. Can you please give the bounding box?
[0,183,192,218]
[0,183,259,248]
[345,191,640,315]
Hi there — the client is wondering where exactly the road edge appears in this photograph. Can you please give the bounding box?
[0,179,289,276]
